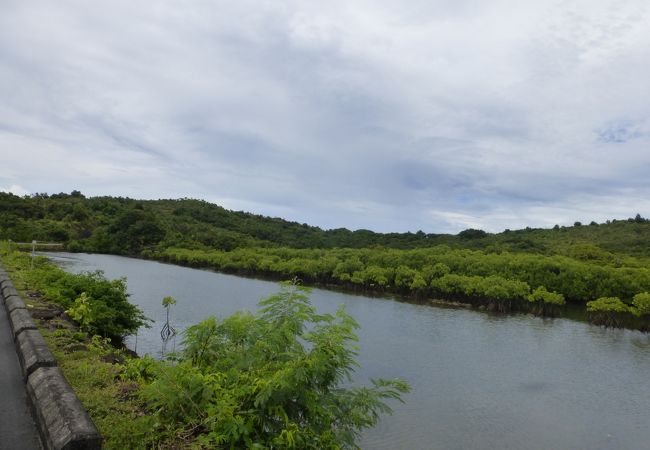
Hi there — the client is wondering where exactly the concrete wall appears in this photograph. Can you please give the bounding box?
[0,264,102,450]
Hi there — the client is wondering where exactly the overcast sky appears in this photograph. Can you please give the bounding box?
[1,1,649,233]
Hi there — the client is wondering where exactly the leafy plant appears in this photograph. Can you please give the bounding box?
[144,282,410,448]
[66,292,93,332]
[632,292,650,316]
[0,244,149,343]
[587,297,631,327]
[120,355,158,382]
[527,286,565,316]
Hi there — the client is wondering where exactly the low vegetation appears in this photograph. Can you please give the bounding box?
[2,191,650,330]
[132,282,409,448]
[1,245,409,448]
[0,245,154,448]
[156,245,650,326]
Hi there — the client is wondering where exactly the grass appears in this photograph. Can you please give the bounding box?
[0,244,161,449]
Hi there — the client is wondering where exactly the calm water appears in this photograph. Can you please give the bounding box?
[46,252,650,450]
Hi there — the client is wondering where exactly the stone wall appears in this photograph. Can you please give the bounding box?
[0,264,102,450]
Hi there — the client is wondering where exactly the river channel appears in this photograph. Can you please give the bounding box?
[46,252,650,450]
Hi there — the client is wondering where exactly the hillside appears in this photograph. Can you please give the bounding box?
[1,191,649,259]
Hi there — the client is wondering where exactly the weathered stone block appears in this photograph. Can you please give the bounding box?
[9,308,37,339]
[5,294,27,313]
[0,278,13,293]
[16,329,57,378]
[27,367,102,450]
[2,283,20,300]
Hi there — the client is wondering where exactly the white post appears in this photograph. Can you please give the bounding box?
[31,240,36,269]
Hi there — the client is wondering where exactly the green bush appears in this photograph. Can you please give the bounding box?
[143,282,410,448]
[0,245,148,342]
[526,286,565,316]
[586,297,631,327]
[45,270,149,341]
[632,292,650,316]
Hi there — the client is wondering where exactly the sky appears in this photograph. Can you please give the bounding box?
[1,0,649,234]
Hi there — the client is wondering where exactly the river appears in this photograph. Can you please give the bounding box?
[46,252,650,450]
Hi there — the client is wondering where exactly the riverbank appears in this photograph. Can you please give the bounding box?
[18,247,412,449]
[0,246,156,449]
[42,250,650,450]
[34,245,650,332]
[140,247,650,332]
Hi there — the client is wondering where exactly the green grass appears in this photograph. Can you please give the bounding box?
[0,243,161,449]
[42,329,156,450]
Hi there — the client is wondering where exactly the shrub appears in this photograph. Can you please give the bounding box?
[46,270,149,341]
[632,292,650,316]
[527,286,565,316]
[586,297,631,327]
[143,282,410,448]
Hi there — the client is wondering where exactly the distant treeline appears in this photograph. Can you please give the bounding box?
[1,191,649,257]
[2,191,650,327]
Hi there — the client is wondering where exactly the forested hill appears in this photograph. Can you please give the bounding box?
[1,191,649,259]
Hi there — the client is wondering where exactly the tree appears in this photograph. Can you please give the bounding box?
[586,297,631,327]
[108,208,165,254]
[142,282,410,448]
[458,228,487,239]
[632,292,650,316]
[526,286,565,316]
[52,270,149,341]
[160,296,177,344]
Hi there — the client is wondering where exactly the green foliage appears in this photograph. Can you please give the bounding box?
[586,297,632,327]
[143,283,410,448]
[47,271,149,340]
[120,355,158,382]
[586,297,631,314]
[41,328,157,450]
[2,191,650,324]
[569,243,614,262]
[66,292,93,332]
[3,191,650,257]
[527,286,565,306]
[458,228,488,239]
[159,245,650,308]
[632,292,650,316]
[430,273,530,311]
[0,245,149,341]
[160,296,177,344]
[162,295,177,307]
[526,286,566,316]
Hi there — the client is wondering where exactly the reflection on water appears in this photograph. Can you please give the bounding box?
[46,252,650,450]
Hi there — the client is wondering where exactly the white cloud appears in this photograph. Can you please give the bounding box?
[1,0,649,233]
[0,184,30,197]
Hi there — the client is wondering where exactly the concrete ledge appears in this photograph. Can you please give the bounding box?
[27,367,102,450]
[1,262,102,449]
[9,308,38,339]
[5,294,27,313]
[0,278,13,294]
[2,284,20,301]
[16,329,57,379]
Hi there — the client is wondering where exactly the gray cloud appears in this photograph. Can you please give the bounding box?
[1,0,650,233]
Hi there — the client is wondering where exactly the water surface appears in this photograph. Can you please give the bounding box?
[47,252,650,450]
